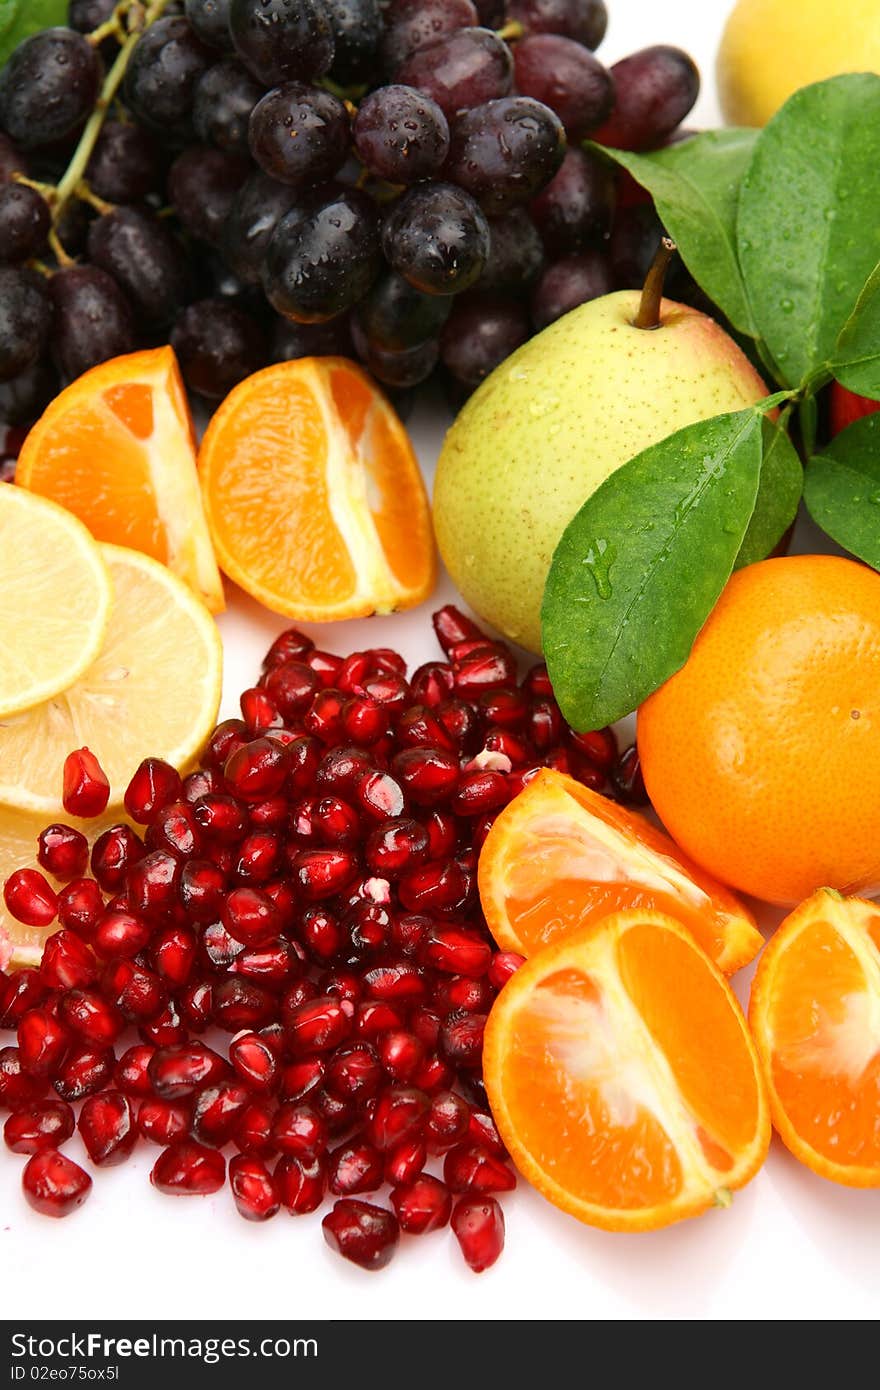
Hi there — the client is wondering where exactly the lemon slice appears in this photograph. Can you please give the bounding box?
[0,486,112,719]
[0,544,223,815]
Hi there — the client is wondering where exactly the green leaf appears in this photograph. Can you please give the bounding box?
[804,414,880,569]
[737,74,880,389]
[734,417,803,568]
[830,257,880,400]
[594,129,759,338]
[541,410,764,730]
[0,0,68,66]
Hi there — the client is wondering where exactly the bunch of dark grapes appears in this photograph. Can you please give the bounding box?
[0,0,701,430]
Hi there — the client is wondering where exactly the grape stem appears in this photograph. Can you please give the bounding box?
[87,0,133,47]
[495,20,524,42]
[52,0,173,228]
[633,237,677,331]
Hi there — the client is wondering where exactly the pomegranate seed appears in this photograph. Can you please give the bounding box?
[139,998,185,1046]
[229,1032,278,1092]
[212,977,276,1031]
[391,1174,452,1233]
[356,770,405,821]
[421,925,492,978]
[225,737,288,803]
[240,686,282,733]
[37,824,89,880]
[41,929,96,990]
[397,705,457,753]
[392,748,459,807]
[341,695,389,745]
[306,649,345,686]
[192,794,248,845]
[123,758,183,823]
[4,869,57,927]
[305,688,346,743]
[205,719,248,771]
[293,848,359,901]
[488,951,525,990]
[329,1138,383,1195]
[301,905,343,962]
[78,1090,137,1165]
[114,1044,155,1098]
[285,735,319,791]
[390,912,429,957]
[363,817,427,879]
[543,746,571,775]
[281,979,319,1018]
[263,879,297,927]
[410,1006,441,1050]
[285,995,352,1055]
[151,924,197,988]
[320,967,362,1005]
[522,662,552,697]
[354,1000,405,1040]
[313,796,360,847]
[424,1090,470,1154]
[56,878,104,938]
[323,1043,382,1101]
[145,801,201,859]
[137,1097,191,1145]
[62,748,110,818]
[181,769,223,803]
[17,1007,69,1077]
[148,1042,228,1099]
[90,825,145,890]
[233,1099,277,1156]
[4,1100,74,1154]
[452,1196,505,1272]
[434,975,493,1015]
[366,1086,429,1151]
[410,661,454,706]
[378,1030,424,1083]
[102,958,167,1022]
[59,989,123,1047]
[230,1153,280,1220]
[222,886,282,947]
[529,698,563,751]
[264,661,319,720]
[467,1109,507,1156]
[178,979,213,1032]
[452,770,511,817]
[23,1149,92,1217]
[613,743,648,804]
[272,1102,327,1156]
[263,628,314,669]
[93,909,151,960]
[53,1044,114,1103]
[151,1139,225,1195]
[420,810,458,861]
[361,957,426,1003]
[454,647,517,695]
[0,1045,48,1109]
[440,1011,486,1069]
[201,921,245,968]
[570,726,617,770]
[433,605,482,655]
[276,1152,326,1213]
[127,850,180,920]
[413,1053,454,1093]
[399,859,470,914]
[248,795,288,829]
[191,1080,250,1147]
[384,1136,426,1187]
[444,1141,515,1195]
[322,1198,399,1270]
[232,941,298,991]
[315,745,374,794]
[482,728,530,766]
[315,1087,356,1136]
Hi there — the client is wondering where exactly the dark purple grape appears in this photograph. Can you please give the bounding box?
[54,197,93,258]
[506,0,607,49]
[353,85,449,184]
[473,0,504,24]
[47,266,136,382]
[0,267,51,382]
[0,134,26,185]
[68,0,117,33]
[323,0,383,85]
[479,208,544,292]
[169,145,250,246]
[351,317,439,388]
[0,185,50,264]
[248,83,350,186]
[445,96,564,216]
[609,202,685,293]
[0,29,101,150]
[530,251,613,330]
[593,46,700,151]
[229,0,335,85]
[194,59,263,155]
[356,270,451,350]
[512,34,613,137]
[171,298,267,399]
[382,182,489,296]
[264,184,382,323]
[272,313,352,361]
[87,207,192,328]
[0,358,58,425]
[85,122,162,203]
[530,147,615,254]
[439,293,529,386]
[185,0,235,49]
[220,171,298,284]
[395,28,513,118]
[124,17,214,141]
[381,0,477,72]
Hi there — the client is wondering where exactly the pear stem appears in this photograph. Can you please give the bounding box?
[634,237,677,330]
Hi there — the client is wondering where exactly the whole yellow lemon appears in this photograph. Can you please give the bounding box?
[718,0,880,126]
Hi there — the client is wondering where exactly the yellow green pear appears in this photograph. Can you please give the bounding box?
[433,285,769,654]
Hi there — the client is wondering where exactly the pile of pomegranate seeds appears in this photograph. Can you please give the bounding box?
[0,606,641,1273]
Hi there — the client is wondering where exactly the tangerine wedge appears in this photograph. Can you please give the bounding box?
[484,910,770,1232]
[198,357,437,621]
[478,769,762,975]
[16,346,224,613]
[749,889,880,1187]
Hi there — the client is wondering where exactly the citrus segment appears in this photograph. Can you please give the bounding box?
[478,769,761,974]
[0,545,222,815]
[16,347,224,613]
[749,889,880,1187]
[0,485,112,719]
[484,910,770,1231]
[199,357,436,621]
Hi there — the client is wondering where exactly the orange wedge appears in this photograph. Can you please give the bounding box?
[16,347,224,613]
[478,769,762,975]
[484,910,770,1232]
[749,889,880,1187]
[199,357,436,621]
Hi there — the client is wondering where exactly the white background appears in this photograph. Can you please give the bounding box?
[4,0,874,1324]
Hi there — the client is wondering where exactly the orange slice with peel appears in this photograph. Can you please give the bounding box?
[16,346,224,613]
[484,910,771,1232]
[478,769,762,975]
[199,357,436,621]
[749,888,880,1187]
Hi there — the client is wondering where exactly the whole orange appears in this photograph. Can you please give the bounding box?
[638,555,880,906]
